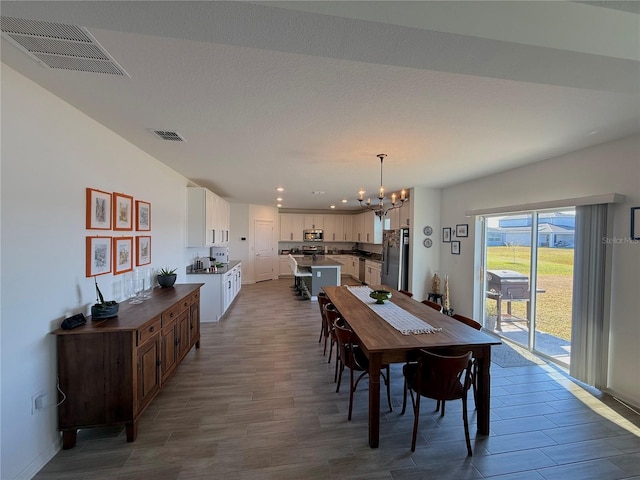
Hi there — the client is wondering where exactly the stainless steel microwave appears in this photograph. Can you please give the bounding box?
[303,229,323,242]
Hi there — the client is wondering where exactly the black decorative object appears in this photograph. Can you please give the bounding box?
[91,277,119,320]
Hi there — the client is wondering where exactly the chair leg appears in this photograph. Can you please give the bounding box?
[385,365,393,412]
[411,390,421,452]
[347,367,355,421]
[336,361,344,393]
[462,395,472,456]
[327,338,334,364]
[401,378,407,415]
[440,400,446,417]
[334,351,340,383]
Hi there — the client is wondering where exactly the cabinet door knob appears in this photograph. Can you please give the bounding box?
[149,326,155,332]
[170,312,174,317]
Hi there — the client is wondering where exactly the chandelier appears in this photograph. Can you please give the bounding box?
[357,154,407,218]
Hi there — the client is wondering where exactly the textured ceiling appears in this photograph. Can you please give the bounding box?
[2,1,638,211]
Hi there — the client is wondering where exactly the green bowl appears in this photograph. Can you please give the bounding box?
[369,289,392,304]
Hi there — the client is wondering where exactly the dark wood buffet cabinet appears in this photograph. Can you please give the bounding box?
[51,283,203,449]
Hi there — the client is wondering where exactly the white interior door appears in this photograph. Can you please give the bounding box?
[254,219,274,282]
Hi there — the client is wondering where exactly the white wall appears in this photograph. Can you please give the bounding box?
[1,65,196,479]
[229,203,279,283]
[439,135,640,408]
[408,187,442,301]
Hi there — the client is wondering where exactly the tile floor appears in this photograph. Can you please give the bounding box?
[34,279,640,479]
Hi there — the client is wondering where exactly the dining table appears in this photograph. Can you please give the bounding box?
[323,284,502,448]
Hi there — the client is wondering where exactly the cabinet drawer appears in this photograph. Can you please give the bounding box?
[138,316,161,346]
[190,290,200,304]
[161,299,190,326]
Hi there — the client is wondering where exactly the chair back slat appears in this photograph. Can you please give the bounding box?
[415,350,472,401]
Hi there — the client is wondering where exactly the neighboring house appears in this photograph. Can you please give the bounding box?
[487,212,576,247]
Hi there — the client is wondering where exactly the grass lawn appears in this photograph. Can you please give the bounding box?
[486,246,573,341]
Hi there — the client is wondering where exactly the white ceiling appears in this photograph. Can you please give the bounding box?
[2,1,638,211]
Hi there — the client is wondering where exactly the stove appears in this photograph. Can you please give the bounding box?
[301,245,323,255]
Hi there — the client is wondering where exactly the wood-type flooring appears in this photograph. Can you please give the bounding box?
[34,278,640,479]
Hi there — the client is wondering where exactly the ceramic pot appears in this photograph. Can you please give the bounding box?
[157,274,177,288]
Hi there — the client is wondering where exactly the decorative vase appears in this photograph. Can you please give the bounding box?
[157,274,177,288]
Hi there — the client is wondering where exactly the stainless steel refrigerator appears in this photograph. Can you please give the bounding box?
[381,229,410,290]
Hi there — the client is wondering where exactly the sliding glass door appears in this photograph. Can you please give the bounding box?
[480,209,575,366]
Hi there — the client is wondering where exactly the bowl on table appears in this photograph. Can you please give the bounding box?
[369,289,392,304]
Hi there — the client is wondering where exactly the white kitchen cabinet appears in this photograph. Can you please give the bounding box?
[388,201,411,230]
[353,211,382,244]
[365,260,381,286]
[348,255,360,279]
[304,215,324,230]
[278,256,291,276]
[323,215,344,242]
[186,187,230,247]
[192,262,242,322]
[280,214,304,241]
[343,215,353,242]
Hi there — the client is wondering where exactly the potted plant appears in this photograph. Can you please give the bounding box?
[91,277,119,320]
[157,267,177,288]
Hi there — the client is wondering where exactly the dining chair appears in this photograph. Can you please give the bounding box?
[430,313,482,415]
[401,349,473,454]
[421,299,443,312]
[324,304,341,381]
[333,318,393,420]
[452,314,481,406]
[398,290,413,298]
[317,292,331,347]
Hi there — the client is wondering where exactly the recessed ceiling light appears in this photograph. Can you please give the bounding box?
[330,205,336,209]
[276,187,284,192]
[276,204,282,208]
[276,197,283,202]
[341,199,348,203]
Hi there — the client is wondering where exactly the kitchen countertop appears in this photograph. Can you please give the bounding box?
[280,252,382,262]
[296,257,343,268]
[186,260,241,275]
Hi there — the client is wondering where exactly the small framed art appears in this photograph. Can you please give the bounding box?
[136,236,151,266]
[136,200,151,231]
[451,241,461,255]
[86,188,112,230]
[113,236,134,275]
[113,193,134,231]
[86,236,112,277]
[442,227,451,243]
[456,224,469,237]
[632,207,640,240]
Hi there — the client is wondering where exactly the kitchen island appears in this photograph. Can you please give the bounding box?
[186,261,241,321]
[296,257,342,300]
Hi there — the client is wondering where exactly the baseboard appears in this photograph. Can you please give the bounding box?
[17,438,61,480]
[603,388,640,415]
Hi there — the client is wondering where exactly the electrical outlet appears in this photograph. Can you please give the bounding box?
[31,393,47,414]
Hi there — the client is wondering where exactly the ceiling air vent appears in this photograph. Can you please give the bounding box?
[0,16,130,76]
[149,130,186,142]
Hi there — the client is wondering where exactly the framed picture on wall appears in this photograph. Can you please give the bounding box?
[86,236,112,277]
[136,236,151,266]
[113,236,133,275]
[451,241,461,255]
[136,200,151,231]
[456,223,469,237]
[86,188,112,230]
[442,227,451,243]
[113,192,134,231]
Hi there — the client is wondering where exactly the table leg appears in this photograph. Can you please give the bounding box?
[476,346,491,435]
[368,353,382,448]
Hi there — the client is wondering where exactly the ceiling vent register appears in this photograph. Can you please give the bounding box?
[0,16,129,76]
[149,130,186,142]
